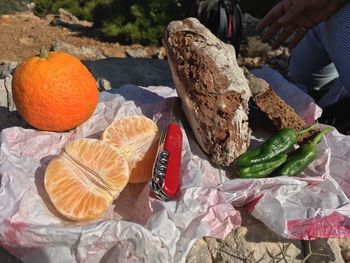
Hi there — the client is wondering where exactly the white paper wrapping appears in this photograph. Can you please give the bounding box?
[1,68,350,263]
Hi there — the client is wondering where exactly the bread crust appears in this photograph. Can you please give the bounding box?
[244,69,318,142]
[163,18,251,166]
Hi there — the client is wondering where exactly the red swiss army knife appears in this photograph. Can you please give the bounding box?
[150,97,183,201]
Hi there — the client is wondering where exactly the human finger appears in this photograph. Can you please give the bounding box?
[256,2,284,33]
[271,24,298,49]
[260,20,283,43]
[279,1,307,24]
[288,27,308,49]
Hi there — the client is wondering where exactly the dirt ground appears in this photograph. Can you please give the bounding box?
[0,11,284,73]
[0,11,131,64]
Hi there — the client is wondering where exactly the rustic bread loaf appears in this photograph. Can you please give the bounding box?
[163,18,251,166]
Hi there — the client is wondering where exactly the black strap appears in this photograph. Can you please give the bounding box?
[186,0,243,54]
[217,0,243,54]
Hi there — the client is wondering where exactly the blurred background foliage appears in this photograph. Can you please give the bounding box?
[0,0,30,15]
[1,0,279,45]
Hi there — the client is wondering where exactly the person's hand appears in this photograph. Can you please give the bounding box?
[256,0,349,49]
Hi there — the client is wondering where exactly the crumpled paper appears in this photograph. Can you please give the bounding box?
[1,68,350,263]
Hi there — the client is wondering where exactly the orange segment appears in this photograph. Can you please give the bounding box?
[64,139,129,196]
[101,116,160,184]
[44,138,129,221]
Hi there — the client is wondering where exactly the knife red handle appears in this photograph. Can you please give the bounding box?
[162,123,182,197]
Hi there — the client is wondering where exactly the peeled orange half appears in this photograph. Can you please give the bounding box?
[44,138,129,221]
[101,116,159,184]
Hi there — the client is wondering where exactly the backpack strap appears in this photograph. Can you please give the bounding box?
[217,0,243,54]
[186,0,243,54]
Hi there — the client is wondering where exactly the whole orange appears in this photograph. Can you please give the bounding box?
[12,48,99,131]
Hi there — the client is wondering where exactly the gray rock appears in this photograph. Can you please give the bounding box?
[51,39,105,60]
[83,57,174,89]
[125,47,149,58]
[186,210,296,262]
[0,63,17,111]
[0,79,28,131]
[50,15,92,31]
[303,239,344,263]
[55,8,92,27]
[0,79,7,107]
[58,8,79,24]
[0,62,17,78]
[200,209,304,262]
[0,74,15,111]
[80,46,105,60]
[4,75,15,111]
[187,209,348,262]
[186,239,212,263]
[152,47,167,60]
[339,238,350,262]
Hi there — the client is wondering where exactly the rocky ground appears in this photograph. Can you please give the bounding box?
[0,8,171,63]
[0,8,288,71]
[1,9,350,263]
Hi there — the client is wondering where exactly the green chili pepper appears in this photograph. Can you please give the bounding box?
[239,153,288,179]
[279,127,333,177]
[237,123,317,167]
